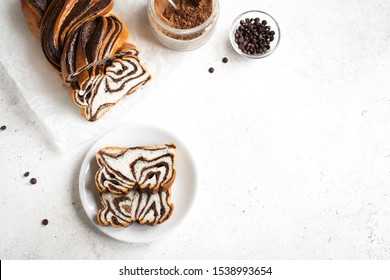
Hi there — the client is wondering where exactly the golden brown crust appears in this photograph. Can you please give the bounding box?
[39,0,115,72]
[21,0,43,37]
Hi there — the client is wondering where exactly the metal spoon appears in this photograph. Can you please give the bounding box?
[167,0,177,9]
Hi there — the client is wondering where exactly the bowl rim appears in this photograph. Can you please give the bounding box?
[229,10,281,59]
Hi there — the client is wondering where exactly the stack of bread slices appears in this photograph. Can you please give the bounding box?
[95,144,177,227]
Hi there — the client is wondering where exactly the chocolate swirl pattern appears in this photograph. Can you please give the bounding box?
[97,189,174,227]
[61,15,133,83]
[95,144,177,227]
[21,0,151,121]
[71,53,150,121]
[95,144,176,195]
[40,0,114,72]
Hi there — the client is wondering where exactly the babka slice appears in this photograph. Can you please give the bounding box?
[64,47,150,121]
[97,189,174,227]
[95,144,177,195]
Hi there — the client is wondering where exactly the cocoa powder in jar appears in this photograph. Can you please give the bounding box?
[153,0,214,40]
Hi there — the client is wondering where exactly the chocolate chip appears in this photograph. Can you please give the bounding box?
[222,57,229,63]
[262,20,267,25]
[24,172,30,177]
[42,219,49,226]
[208,67,214,73]
[30,178,37,185]
[0,125,6,131]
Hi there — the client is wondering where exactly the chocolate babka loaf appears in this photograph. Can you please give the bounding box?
[97,189,174,227]
[95,144,177,227]
[20,0,151,121]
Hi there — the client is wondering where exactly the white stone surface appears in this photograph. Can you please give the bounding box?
[1,0,390,259]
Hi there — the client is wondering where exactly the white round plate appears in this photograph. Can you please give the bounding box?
[79,124,197,243]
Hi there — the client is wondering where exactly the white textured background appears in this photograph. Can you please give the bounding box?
[1,0,390,259]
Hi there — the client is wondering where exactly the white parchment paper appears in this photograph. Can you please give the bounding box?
[0,0,183,150]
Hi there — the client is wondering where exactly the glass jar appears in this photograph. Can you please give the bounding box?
[147,0,220,51]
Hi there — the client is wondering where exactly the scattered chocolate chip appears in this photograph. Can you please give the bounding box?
[24,172,30,177]
[222,57,229,63]
[30,178,37,185]
[208,67,214,73]
[42,219,49,226]
[0,125,6,131]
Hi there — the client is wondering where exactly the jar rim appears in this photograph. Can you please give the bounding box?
[149,0,219,35]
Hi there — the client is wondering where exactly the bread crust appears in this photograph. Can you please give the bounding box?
[21,0,44,37]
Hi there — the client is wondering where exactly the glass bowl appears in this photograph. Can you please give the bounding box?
[229,10,280,59]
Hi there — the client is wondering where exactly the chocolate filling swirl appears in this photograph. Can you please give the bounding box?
[40,0,114,72]
[95,145,176,195]
[97,189,174,227]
